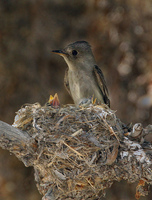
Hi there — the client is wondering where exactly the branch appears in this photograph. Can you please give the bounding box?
[0,102,152,200]
[0,120,37,167]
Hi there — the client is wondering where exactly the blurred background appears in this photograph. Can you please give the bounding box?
[0,0,152,199]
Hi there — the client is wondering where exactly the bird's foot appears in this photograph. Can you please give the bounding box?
[78,96,94,107]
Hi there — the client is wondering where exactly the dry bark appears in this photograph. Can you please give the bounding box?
[0,103,152,200]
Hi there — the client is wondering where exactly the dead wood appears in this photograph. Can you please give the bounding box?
[0,102,152,200]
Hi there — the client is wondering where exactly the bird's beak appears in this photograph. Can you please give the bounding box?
[52,50,68,56]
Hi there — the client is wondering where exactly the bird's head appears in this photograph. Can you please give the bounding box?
[52,41,96,71]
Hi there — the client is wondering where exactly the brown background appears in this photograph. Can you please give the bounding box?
[0,0,152,199]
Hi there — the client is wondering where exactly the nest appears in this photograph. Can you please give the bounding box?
[12,101,151,200]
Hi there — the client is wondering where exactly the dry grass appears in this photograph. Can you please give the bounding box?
[12,102,151,199]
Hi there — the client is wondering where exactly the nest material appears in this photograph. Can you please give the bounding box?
[12,102,152,200]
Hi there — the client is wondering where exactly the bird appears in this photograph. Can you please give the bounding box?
[52,41,110,107]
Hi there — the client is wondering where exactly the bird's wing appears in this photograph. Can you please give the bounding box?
[64,68,71,95]
[93,65,110,107]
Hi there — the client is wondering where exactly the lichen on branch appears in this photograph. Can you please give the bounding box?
[0,101,152,200]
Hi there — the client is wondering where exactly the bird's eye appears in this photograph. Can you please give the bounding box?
[72,50,78,56]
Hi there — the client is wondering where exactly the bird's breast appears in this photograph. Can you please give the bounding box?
[68,71,82,103]
[68,70,103,105]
